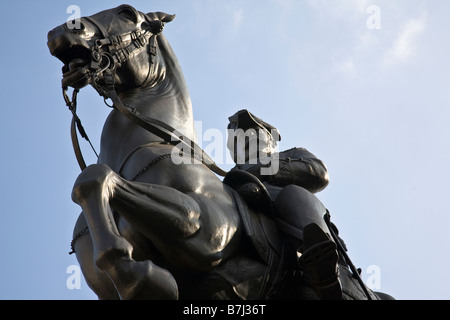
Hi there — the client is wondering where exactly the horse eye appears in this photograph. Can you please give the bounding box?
[64,20,86,32]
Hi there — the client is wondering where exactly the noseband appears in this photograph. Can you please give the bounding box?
[62,15,227,177]
[62,15,163,92]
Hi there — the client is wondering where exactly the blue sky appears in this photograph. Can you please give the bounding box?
[1,0,449,299]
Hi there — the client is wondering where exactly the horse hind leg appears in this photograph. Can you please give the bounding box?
[71,164,178,299]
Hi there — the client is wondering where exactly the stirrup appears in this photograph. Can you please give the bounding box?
[297,223,342,300]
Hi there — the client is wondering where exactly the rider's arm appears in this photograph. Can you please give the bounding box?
[270,147,329,193]
[243,147,329,194]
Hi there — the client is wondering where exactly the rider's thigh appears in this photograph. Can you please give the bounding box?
[273,184,330,236]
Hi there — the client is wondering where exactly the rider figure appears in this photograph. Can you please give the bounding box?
[225,109,342,299]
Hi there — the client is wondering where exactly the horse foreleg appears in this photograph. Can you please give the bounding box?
[71,164,178,300]
[72,213,120,299]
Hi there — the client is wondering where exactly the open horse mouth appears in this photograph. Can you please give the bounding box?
[58,46,92,89]
[48,27,93,89]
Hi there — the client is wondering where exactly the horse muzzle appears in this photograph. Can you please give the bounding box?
[48,25,94,89]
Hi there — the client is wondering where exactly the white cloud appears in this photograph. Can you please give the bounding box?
[232,8,244,32]
[382,13,427,67]
[332,58,357,78]
[304,0,372,21]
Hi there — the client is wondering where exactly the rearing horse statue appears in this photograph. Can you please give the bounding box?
[48,4,393,300]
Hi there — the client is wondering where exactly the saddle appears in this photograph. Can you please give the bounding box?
[223,169,290,298]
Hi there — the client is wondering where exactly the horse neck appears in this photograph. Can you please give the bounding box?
[118,33,196,144]
[118,77,196,143]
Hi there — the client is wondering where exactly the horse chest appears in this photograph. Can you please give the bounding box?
[99,113,166,172]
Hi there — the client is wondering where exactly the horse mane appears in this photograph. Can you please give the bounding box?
[156,33,190,101]
[151,27,195,142]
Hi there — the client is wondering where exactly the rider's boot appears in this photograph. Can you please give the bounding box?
[297,223,342,300]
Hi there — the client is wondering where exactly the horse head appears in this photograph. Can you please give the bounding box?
[48,4,199,167]
[47,4,175,93]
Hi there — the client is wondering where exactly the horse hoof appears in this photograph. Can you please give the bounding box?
[104,258,177,300]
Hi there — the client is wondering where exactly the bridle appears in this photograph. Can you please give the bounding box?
[62,15,227,177]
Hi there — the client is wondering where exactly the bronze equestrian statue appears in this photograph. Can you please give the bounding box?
[47,4,393,300]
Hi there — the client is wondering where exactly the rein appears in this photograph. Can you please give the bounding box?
[62,15,227,177]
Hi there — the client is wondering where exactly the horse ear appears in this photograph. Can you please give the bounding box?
[146,11,175,23]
